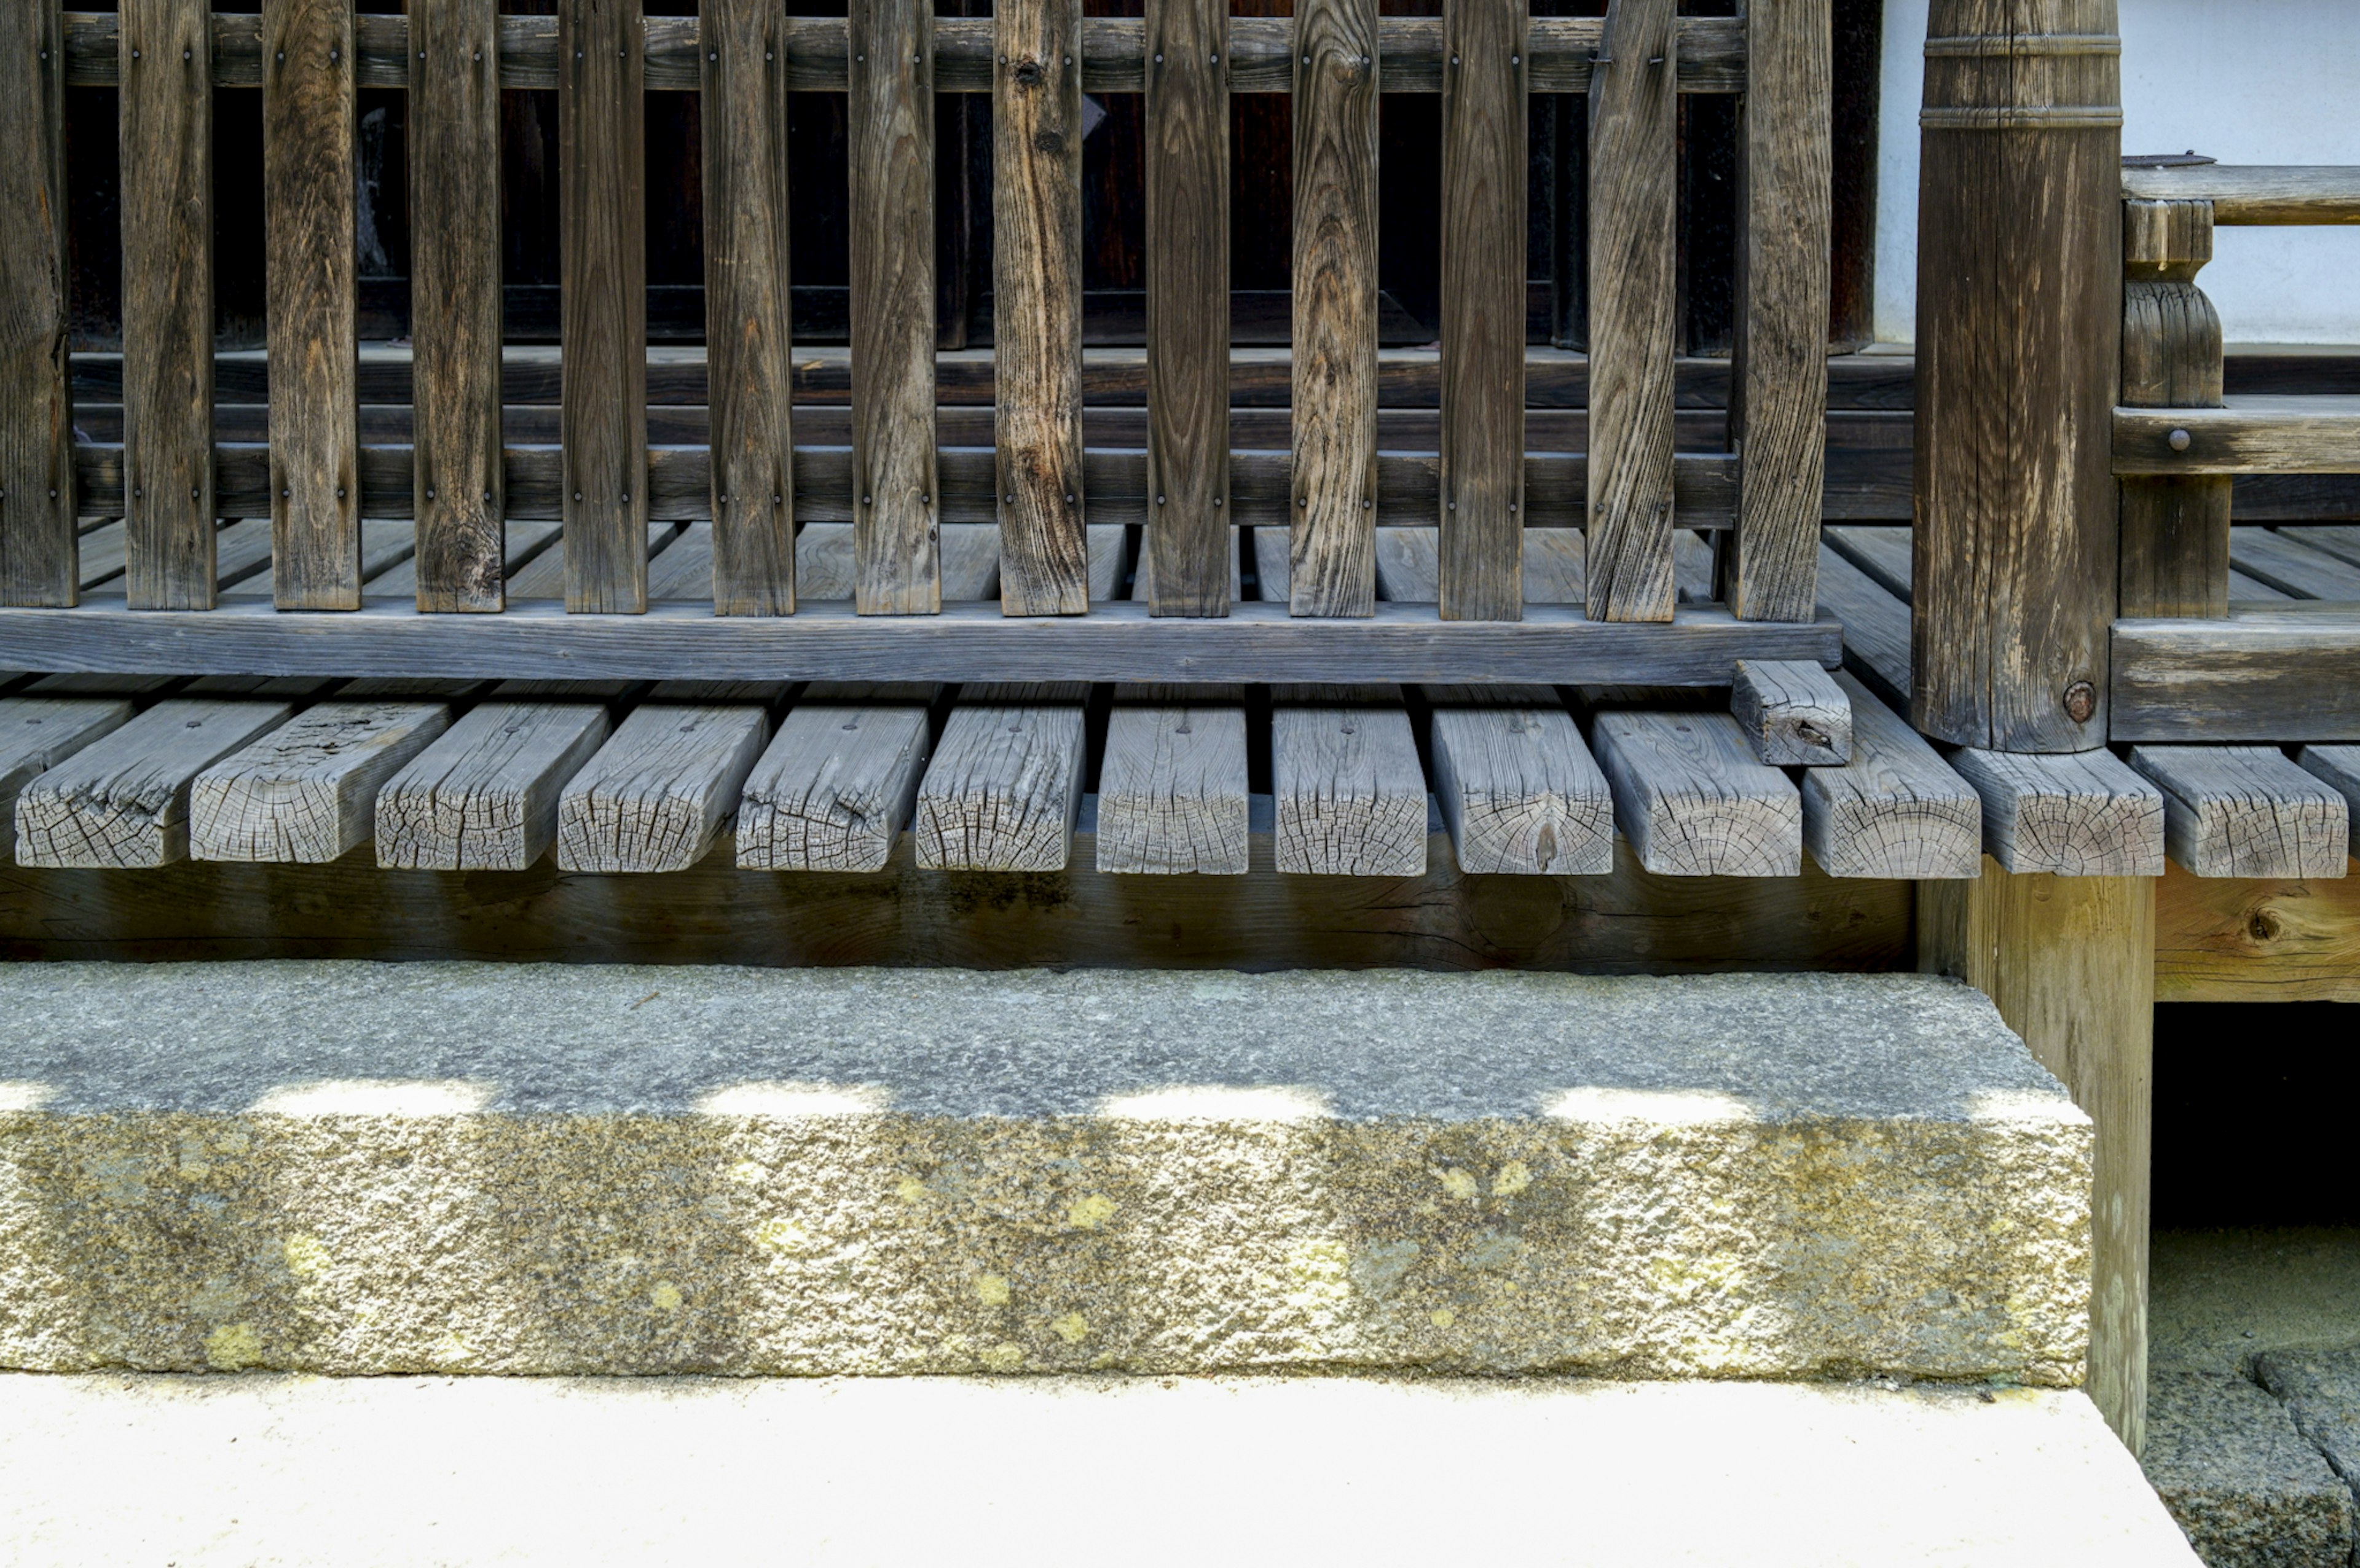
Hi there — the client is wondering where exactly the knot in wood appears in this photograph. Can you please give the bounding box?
[1034,130,1065,155]
[1013,57,1043,86]
[2062,681,2097,724]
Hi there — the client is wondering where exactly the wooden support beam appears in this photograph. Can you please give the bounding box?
[1812,543,1910,711]
[1096,700,1250,874]
[374,701,612,870]
[1429,705,1613,876]
[2118,198,2228,619]
[913,694,1087,870]
[14,700,293,868]
[1803,670,1981,880]
[0,697,135,863]
[2112,610,2360,743]
[1272,699,1427,877]
[2126,744,2348,880]
[189,701,452,863]
[1947,745,2165,878]
[2117,398,2360,477]
[0,0,76,606]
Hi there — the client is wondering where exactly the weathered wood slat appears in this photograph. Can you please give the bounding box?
[507,522,669,601]
[1131,525,1240,603]
[737,699,932,872]
[2126,743,2348,880]
[1821,523,1912,601]
[189,700,452,863]
[2118,197,2227,620]
[798,521,998,601]
[1730,657,1850,766]
[2120,165,2360,226]
[119,0,217,610]
[1096,701,1249,873]
[1250,525,1291,602]
[993,0,1088,616]
[2227,526,2360,600]
[0,697,134,863]
[1727,0,1828,624]
[1673,528,1717,605]
[1946,746,2166,878]
[1814,543,1911,711]
[553,702,768,872]
[645,521,717,602]
[913,696,1087,870]
[1271,701,1426,876]
[409,0,506,613]
[1803,671,1981,880]
[14,699,293,868]
[1436,0,1525,621]
[2117,398,2360,477]
[1583,0,1678,624]
[1371,526,1592,607]
[560,0,649,614]
[374,700,612,869]
[2113,610,2360,743]
[702,0,795,615]
[848,0,937,616]
[2297,745,2360,849]
[0,0,76,606]
[1430,704,1613,876]
[1590,709,1801,877]
[369,520,558,602]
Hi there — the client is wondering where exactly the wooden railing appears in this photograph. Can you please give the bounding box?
[0,1,1836,684]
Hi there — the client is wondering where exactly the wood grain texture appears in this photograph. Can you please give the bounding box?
[1372,527,1589,607]
[554,704,768,872]
[375,701,612,869]
[1918,863,2154,1456]
[1584,0,1678,624]
[738,700,932,871]
[2126,744,2348,880]
[1730,657,1850,766]
[1822,524,1911,600]
[2227,527,2360,600]
[848,0,938,615]
[1272,704,1427,876]
[1430,705,1613,875]
[189,701,452,863]
[2112,610,2360,744]
[560,0,649,613]
[913,698,1087,870]
[2118,199,2228,621]
[2118,398,2360,477]
[1438,0,1525,621]
[1728,0,1828,624]
[409,0,505,612]
[14,700,293,868]
[119,0,216,610]
[1814,543,1910,711]
[1287,0,1379,618]
[702,0,795,615]
[1141,0,1229,617]
[263,0,360,610]
[0,697,135,863]
[1947,745,2165,878]
[993,0,1088,616]
[1130,525,1241,605]
[2296,743,2360,830]
[2119,164,2360,225]
[0,0,76,606]
[1095,702,1249,873]
[2154,863,2360,1003]
[1590,709,1801,877]
[1803,670,1981,880]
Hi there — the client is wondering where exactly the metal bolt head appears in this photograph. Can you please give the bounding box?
[2063,681,2098,724]
[2168,428,2193,452]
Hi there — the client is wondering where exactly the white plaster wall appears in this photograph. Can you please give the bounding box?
[1875,0,2360,346]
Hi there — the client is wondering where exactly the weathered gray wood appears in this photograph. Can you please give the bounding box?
[1087,522,1128,602]
[1584,0,1677,624]
[913,697,1087,870]
[1374,527,1589,607]
[0,697,134,863]
[14,700,293,868]
[76,520,129,592]
[646,521,718,602]
[2262,526,2360,574]
[1814,543,1910,711]
[1287,0,1380,617]
[1803,671,1981,880]
[801,521,996,602]
[994,0,1088,616]
[1271,704,1426,876]
[737,699,932,872]
[189,700,452,863]
[1524,528,1586,605]
[2114,610,2360,743]
[2115,398,2360,479]
[0,0,76,606]
[2227,526,2360,600]
[1095,702,1249,873]
[560,0,649,614]
[1727,0,1828,624]
[2120,164,2360,225]
[1672,528,1718,605]
[2228,568,2295,604]
[554,704,769,872]
[221,519,413,600]
[1821,524,1911,601]
[409,0,505,612]
[702,0,795,615]
[375,701,612,870]
[1590,709,1801,877]
[369,519,559,603]
[2126,744,2348,879]
[2119,197,2226,620]
[508,522,669,600]
[1251,524,1292,603]
[1429,705,1613,875]
[1437,0,1525,621]
[119,0,216,610]
[1131,526,1240,603]
[1947,745,2166,879]
[23,672,183,697]
[1731,658,1851,766]
[2296,745,2360,836]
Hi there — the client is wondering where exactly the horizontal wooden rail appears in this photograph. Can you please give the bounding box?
[0,599,1838,685]
[2113,608,2360,743]
[61,12,1746,95]
[2122,165,2360,225]
[2116,397,2360,476]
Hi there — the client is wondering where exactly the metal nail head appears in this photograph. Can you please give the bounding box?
[2168,428,2192,452]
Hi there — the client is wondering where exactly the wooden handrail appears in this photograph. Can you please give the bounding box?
[2122,165,2360,225]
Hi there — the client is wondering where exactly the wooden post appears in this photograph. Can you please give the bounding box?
[2120,199,2228,617]
[0,0,76,606]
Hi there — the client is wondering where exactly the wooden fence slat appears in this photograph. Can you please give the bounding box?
[1143,0,1230,616]
[120,0,216,610]
[0,0,75,606]
[1728,0,1829,623]
[848,0,940,614]
[263,0,361,610]
[702,0,795,615]
[1438,0,1526,621]
[409,0,505,613]
[1286,0,1380,617]
[1584,0,1678,624]
[993,0,1089,615]
[560,0,648,614]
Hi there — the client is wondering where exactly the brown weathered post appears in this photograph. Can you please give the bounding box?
[1912,2,2150,1454]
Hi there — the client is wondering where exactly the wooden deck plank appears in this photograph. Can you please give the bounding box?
[189,700,453,863]
[14,699,293,868]
[913,696,1087,870]
[1946,747,2167,878]
[0,697,135,863]
[1803,671,1981,880]
[1730,658,1851,766]
[2227,525,2360,600]
[1250,523,1291,602]
[1590,709,1801,877]
[1096,701,1249,873]
[738,699,932,872]
[553,703,769,872]
[2126,743,2348,880]
[221,519,413,600]
[507,522,671,601]
[1271,703,1426,876]
[2112,610,2360,743]
[374,701,612,869]
[0,0,76,606]
[1430,704,1613,875]
[1814,543,1910,710]
[1821,523,1912,601]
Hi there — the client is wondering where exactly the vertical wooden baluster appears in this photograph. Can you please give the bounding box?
[411,0,506,612]
[993,0,1088,616]
[704,0,795,614]
[120,0,216,611]
[1288,0,1379,618]
[2119,198,2227,618]
[0,0,76,606]
[1144,0,1229,616]
[1584,0,1677,624]
[1728,0,1830,622]
[849,0,940,614]
[561,0,648,614]
[1439,0,1526,621]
